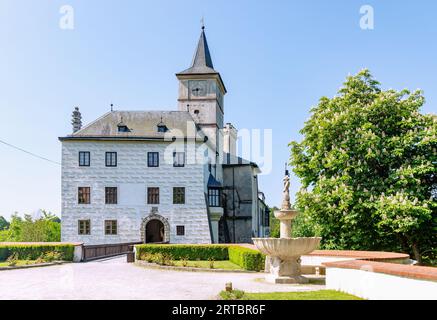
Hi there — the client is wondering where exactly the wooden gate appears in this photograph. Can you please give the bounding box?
[82,242,142,261]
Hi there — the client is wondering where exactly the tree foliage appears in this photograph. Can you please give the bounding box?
[0,211,61,243]
[0,216,9,231]
[290,70,436,263]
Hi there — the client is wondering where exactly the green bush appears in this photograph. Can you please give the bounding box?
[136,244,229,261]
[0,244,74,262]
[220,289,245,300]
[228,246,265,271]
[6,252,19,267]
[135,244,265,271]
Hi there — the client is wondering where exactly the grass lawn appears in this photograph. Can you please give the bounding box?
[220,289,363,300]
[172,260,243,270]
[0,260,39,267]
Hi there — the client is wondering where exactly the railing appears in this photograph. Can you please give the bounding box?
[82,242,142,261]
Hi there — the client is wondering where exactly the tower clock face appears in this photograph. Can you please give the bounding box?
[190,80,207,97]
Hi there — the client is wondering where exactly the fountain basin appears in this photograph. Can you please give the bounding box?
[252,237,322,260]
[273,209,299,220]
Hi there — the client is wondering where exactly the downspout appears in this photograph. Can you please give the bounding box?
[232,167,236,243]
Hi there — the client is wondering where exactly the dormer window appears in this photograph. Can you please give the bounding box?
[157,124,168,133]
[117,116,130,132]
[117,125,129,132]
[157,116,168,133]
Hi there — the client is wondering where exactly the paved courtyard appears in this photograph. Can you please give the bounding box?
[0,255,325,300]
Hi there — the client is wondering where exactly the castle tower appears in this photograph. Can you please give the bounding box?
[176,26,227,155]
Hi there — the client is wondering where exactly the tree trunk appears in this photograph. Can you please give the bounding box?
[411,243,422,265]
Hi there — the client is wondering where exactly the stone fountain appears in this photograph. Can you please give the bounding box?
[253,167,321,284]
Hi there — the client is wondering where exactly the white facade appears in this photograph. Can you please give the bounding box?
[61,141,212,245]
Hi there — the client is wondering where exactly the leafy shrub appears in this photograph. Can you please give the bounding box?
[181,257,188,267]
[228,246,265,271]
[42,251,63,262]
[208,257,215,269]
[219,289,245,300]
[136,244,229,261]
[0,244,75,262]
[6,253,19,267]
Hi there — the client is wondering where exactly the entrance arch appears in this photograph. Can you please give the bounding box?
[146,220,164,243]
[140,214,170,243]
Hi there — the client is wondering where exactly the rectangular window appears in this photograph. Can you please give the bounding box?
[79,152,90,167]
[105,187,118,204]
[173,152,185,167]
[173,187,185,204]
[105,152,117,167]
[264,209,270,227]
[208,188,221,207]
[176,225,185,236]
[78,187,91,204]
[147,152,159,167]
[78,220,90,235]
[105,220,117,235]
[147,187,160,204]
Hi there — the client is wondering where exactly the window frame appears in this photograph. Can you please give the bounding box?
[208,188,221,207]
[173,152,185,167]
[176,225,185,236]
[78,187,91,204]
[147,152,159,167]
[105,152,117,167]
[173,187,185,204]
[78,219,91,235]
[104,220,117,235]
[78,151,90,167]
[147,187,160,204]
[105,187,118,204]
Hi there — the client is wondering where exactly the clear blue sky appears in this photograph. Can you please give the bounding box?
[0,0,436,219]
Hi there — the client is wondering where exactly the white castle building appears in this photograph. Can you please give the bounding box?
[59,27,269,245]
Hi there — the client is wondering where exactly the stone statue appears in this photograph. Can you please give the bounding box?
[282,173,291,210]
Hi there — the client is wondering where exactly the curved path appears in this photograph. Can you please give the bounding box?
[0,256,324,300]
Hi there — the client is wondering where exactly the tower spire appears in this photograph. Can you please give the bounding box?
[191,23,214,69]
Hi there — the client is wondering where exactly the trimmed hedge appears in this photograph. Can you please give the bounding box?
[0,244,75,261]
[136,244,229,261]
[135,244,265,271]
[228,246,265,271]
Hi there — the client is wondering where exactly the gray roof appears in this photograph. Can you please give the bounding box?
[60,111,206,140]
[177,27,219,75]
[207,174,222,188]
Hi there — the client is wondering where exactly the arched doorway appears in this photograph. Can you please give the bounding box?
[146,219,164,243]
[140,214,170,243]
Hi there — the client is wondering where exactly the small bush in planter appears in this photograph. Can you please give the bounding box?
[6,253,19,267]
[208,257,215,269]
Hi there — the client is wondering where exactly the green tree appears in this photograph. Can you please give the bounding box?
[6,212,61,242]
[269,207,280,238]
[0,216,9,230]
[290,69,436,264]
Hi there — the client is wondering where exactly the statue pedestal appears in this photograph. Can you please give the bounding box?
[264,255,309,284]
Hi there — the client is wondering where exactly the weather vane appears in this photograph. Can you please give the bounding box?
[201,17,205,30]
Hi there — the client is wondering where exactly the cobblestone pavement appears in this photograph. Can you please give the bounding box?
[0,255,325,300]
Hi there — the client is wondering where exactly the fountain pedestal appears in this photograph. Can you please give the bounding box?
[265,256,307,284]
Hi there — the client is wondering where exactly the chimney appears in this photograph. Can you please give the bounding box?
[71,107,82,133]
[223,123,238,164]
